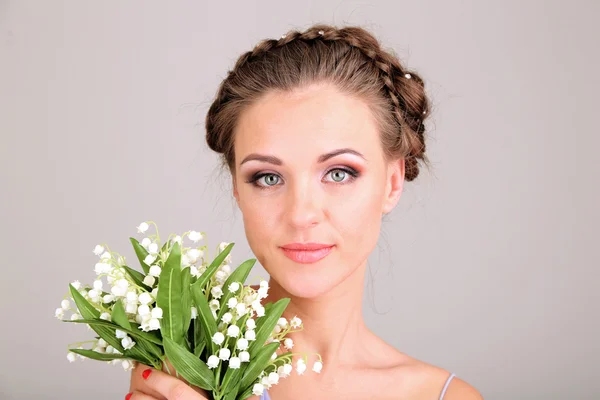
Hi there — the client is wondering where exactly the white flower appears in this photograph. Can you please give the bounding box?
[137,304,150,316]
[218,348,231,360]
[212,332,225,345]
[268,372,279,385]
[181,254,191,267]
[98,338,108,347]
[239,351,250,362]
[191,306,198,319]
[256,306,265,317]
[151,288,158,298]
[126,291,138,303]
[122,360,135,371]
[245,330,256,341]
[215,270,227,283]
[67,352,77,363]
[278,363,293,377]
[261,376,270,387]
[148,318,160,330]
[209,300,220,311]
[252,383,264,396]
[222,312,233,324]
[211,286,223,299]
[60,299,70,310]
[227,325,240,337]
[71,280,81,290]
[187,248,203,262]
[93,280,103,291]
[313,361,323,373]
[229,356,241,369]
[290,316,302,328]
[220,264,231,274]
[94,262,111,275]
[141,237,151,249]
[284,338,294,350]
[137,222,149,233]
[99,252,111,261]
[296,359,306,375]
[173,235,182,244]
[93,245,105,256]
[116,329,127,339]
[143,275,155,287]
[246,319,256,330]
[111,285,126,297]
[227,297,238,309]
[235,303,247,316]
[100,312,111,321]
[121,336,136,350]
[105,345,115,354]
[92,346,104,353]
[138,292,152,305]
[207,355,219,369]
[70,313,81,321]
[273,325,282,334]
[228,282,240,293]
[258,286,269,299]
[148,243,159,255]
[236,338,249,351]
[149,265,162,277]
[190,266,200,277]
[126,302,137,314]
[151,307,163,319]
[277,317,288,328]
[218,242,230,252]
[188,231,203,242]
[144,254,157,265]
[55,308,64,319]
[260,280,269,289]
[271,351,277,360]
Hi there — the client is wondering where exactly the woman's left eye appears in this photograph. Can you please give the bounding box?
[324,168,358,183]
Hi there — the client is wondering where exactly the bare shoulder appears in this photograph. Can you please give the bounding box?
[384,352,483,400]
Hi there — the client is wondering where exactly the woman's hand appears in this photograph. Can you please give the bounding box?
[127,362,210,400]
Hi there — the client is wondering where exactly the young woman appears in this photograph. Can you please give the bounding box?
[127,24,483,400]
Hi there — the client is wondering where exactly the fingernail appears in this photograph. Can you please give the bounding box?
[125,393,132,400]
[142,369,152,380]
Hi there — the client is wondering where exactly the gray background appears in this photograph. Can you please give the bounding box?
[1,1,598,399]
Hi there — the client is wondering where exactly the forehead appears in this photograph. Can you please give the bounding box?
[234,83,381,158]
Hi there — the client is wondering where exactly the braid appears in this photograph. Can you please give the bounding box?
[206,24,430,181]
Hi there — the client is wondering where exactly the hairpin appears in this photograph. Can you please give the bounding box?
[404,73,412,79]
[318,30,324,35]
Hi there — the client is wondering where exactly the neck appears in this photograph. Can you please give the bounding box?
[266,261,370,368]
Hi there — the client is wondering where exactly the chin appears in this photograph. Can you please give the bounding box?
[268,251,346,299]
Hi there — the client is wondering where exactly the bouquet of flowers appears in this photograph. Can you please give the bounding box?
[55,221,323,400]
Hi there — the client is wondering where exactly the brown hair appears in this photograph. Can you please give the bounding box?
[205,24,431,181]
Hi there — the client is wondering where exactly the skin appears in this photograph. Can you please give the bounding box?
[129,82,483,399]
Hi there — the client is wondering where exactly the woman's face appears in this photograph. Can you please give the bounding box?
[232,83,404,299]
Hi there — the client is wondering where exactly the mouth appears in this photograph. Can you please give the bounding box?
[279,243,335,264]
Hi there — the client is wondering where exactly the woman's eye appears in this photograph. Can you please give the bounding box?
[325,169,349,183]
[258,174,280,186]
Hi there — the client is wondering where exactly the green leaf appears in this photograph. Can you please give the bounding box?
[69,348,128,362]
[65,319,163,346]
[111,299,132,330]
[181,267,192,337]
[157,241,184,345]
[129,237,151,274]
[123,265,152,291]
[163,336,215,391]
[194,242,235,289]
[191,283,218,355]
[216,258,256,321]
[248,298,290,357]
[194,322,206,357]
[240,342,280,393]
[68,284,125,352]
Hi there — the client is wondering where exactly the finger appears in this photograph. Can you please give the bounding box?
[130,363,167,400]
[140,367,209,400]
[127,390,162,400]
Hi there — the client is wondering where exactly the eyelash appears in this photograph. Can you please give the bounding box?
[245,167,360,190]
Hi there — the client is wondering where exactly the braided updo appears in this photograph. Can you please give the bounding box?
[206,24,430,181]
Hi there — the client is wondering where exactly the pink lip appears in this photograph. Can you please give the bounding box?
[280,243,335,264]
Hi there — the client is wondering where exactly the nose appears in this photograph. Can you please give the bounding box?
[285,180,323,229]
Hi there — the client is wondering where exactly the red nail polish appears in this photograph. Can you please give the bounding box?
[125,393,132,400]
[142,369,152,380]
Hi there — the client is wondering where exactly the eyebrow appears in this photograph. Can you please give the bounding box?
[239,148,366,166]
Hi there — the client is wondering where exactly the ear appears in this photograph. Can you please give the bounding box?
[382,158,405,215]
